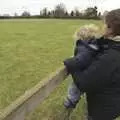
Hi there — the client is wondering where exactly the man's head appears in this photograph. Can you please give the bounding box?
[74,24,101,41]
[104,9,120,38]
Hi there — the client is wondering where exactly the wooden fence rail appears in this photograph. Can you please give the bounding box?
[0,67,68,120]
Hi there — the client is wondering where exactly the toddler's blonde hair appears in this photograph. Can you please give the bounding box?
[74,24,101,41]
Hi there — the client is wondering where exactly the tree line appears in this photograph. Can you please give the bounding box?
[39,3,101,19]
[0,3,102,19]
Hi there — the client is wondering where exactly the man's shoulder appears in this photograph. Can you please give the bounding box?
[94,48,120,69]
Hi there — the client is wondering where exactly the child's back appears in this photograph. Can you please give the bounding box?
[64,24,103,108]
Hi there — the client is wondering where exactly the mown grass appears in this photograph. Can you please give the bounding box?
[26,77,87,120]
[0,19,106,119]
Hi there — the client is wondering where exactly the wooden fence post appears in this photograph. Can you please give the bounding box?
[0,67,68,120]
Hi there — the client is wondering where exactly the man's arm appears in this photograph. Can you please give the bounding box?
[73,49,119,93]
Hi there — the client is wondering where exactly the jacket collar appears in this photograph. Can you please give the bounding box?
[97,36,120,51]
[110,36,120,51]
[109,36,120,42]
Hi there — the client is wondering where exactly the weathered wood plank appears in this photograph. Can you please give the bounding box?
[0,67,68,120]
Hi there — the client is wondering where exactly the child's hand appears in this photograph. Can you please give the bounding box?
[64,66,69,75]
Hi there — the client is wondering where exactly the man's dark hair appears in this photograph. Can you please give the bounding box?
[105,9,120,36]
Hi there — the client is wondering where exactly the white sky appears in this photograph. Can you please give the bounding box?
[0,0,120,16]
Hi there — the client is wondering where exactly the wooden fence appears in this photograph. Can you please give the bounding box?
[0,67,68,120]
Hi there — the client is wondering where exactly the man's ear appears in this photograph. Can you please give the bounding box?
[104,27,114,38]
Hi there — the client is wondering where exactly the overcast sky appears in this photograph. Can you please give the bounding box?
[0,0,120,15]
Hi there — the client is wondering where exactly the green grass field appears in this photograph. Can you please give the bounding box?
[0,19,110,120]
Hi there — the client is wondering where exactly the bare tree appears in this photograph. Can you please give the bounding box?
[70,11,74,17]
[65,11,69,17]
[54,3,66,18]
[48,11,51,16]
[21,11,31,17]
[74,8,80,17]
[84,6,98,18]
[40,8,48,16]
[98,12,101,17]
[14,12,18,17]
